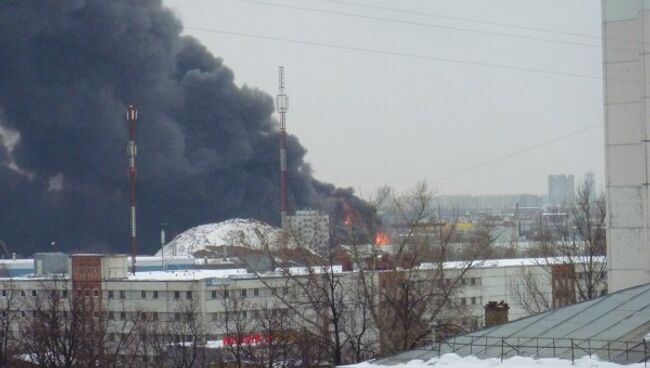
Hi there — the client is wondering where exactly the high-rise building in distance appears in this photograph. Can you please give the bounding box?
[548,174,575,205]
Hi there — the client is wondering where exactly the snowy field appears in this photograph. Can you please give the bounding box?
[347,354,646,368]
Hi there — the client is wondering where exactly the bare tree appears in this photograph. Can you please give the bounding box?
[509,267,552,314]
[0,280,20,367]
[351,181,493,354]
[520,181,607,309]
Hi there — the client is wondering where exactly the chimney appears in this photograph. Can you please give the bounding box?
[484,300,509,328]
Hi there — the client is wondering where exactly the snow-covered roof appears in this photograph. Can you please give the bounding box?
[155,218,281,257]
[427,256,606,271]
[128,268,249,281]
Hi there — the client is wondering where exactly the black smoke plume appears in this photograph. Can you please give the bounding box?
[0,0,377,255]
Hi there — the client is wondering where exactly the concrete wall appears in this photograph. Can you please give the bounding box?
[603,0,650,291]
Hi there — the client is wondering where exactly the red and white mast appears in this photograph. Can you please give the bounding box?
[276,67,290,229]
[126,105,138,274]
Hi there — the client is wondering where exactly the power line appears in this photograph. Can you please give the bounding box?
[315,0,622,45]
[429,122,603,184]
[318,0,650,52]
[242,0,625,52]
[35,11,627,83]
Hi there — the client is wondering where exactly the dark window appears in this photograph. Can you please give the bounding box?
[20,311,25,318]
[108,312,115,320]
[152,312,158,321]
[174,313,180,321]
[1,290,5,297]
[174,291,180,299]
[119,290,125,299]
[153,291,159,299]
[141,290,146,299]
[253,288,259,297]
[141,312,147,321]
[211,290,217,299]
[223,290,229,298]
[62,290,68,298]
[31,290,37,297]
[241,289,247,298]
[108,290,114,299]
[186,291,192,299]
[283,287,289,295]
[85,289,90,297]
[120,312,126,320]
[20,290,25,297]
[93,289,99,297]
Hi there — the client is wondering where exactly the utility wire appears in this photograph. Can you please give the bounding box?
[429,122,603,184]
[31,10,627,83]
[316,0,642,49]
[242,0,627,52]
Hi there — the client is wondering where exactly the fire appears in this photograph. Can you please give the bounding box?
[374,231,390,246]
[344,214,353,226]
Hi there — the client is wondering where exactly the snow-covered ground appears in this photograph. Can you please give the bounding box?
[155,218,281,257]
[348,354,644,368]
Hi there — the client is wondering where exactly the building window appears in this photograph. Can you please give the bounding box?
[62,289,68,298]
[20,311,25,318]
[31,290,37,297]
[211,290,217,299]
[174,313,180,321]
[108,290,114,299]
[1,290,5,297]
[93,289,99,297]
[471,297,477,305]
[253,288,259,297]
[186,291,192,299]
[120,312,126,321]
[119,290,125,299]
[152,312,158,321]
[20,290,25,297]
[108,312,115,320]
[223,290,229,298]
[174,291,180,300]
[153,291,159,299]
[141,290,146,299]
[141,312,147,321]
[283,287,289,295]
[85,289,90,297]
[241,289,247,298]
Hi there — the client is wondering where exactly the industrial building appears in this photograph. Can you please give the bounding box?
[0,252,603,351]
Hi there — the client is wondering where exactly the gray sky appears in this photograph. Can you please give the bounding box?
[163,0,604,196]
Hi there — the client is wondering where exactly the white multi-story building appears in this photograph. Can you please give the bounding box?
[602,1,650,292]
[285,209,330,249]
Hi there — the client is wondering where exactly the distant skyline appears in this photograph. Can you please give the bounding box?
[163,0,604,196]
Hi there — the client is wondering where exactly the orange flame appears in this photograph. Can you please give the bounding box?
[374,231,390,246]
[344,214,353,226]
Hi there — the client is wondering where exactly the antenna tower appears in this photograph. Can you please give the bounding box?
[126,105,138,274]
[276,66,290,228]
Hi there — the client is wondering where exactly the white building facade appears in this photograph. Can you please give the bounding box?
[603,0,650,292]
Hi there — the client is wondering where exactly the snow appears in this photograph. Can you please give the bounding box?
[155,218,282,257]
[128,268,248,281]
[422,256,606,271]
[348,354,643,368]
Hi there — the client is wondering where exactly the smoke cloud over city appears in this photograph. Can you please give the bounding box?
[0,0,375,254]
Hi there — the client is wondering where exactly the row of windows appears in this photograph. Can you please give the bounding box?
[458,296,483,306]
[1,287,290,301]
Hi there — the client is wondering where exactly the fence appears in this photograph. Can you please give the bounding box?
[432,336,650,365]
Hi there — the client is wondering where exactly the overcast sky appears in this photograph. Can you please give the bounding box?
[163,0,604,197]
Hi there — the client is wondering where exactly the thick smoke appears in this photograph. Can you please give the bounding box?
[0,0,376,255]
